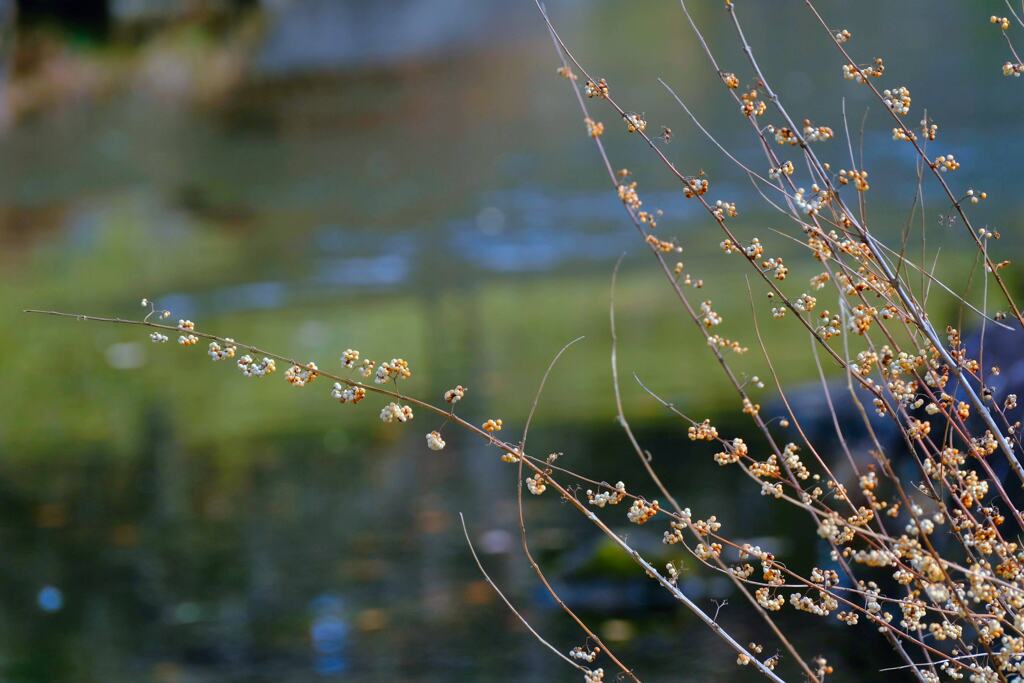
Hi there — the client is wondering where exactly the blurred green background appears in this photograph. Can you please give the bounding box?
[2,0,1022,680]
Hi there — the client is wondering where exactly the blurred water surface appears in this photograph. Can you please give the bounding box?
[2,1,1022,680]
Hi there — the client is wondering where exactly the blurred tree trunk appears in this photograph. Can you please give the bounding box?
[0,0,14,133]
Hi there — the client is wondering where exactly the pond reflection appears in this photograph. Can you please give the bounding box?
[2,0,1022,680]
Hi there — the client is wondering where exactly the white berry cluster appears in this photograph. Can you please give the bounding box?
[330,382,366,404]
[237,355,276,378]
[379,402,413,423]
[425,430,446,451]
[374,358,411,384]
[882,86,911,116]
[444,385,466,404]
[208,339,237,361]
[340,348,359,369]
[587,481,627,508]
[285,362,319,386]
